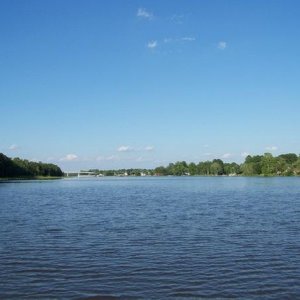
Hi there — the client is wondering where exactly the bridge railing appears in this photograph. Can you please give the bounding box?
[64,171,97,177]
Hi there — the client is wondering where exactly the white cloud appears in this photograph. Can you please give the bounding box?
[181,37,196,42]
[147,40,157,49]
[265,146,278,151]
[117,145,134,152]
[241,152,250,158]
[60,154,78,161]
[144,146,154,151]
[137,8,153,20]
[106,155,119,161]
[164,38,173,43]
[164,37,196,44]
[222,153,232,159]
[169,14,185,24]
[8,144,19,150]
[218,41,227,50]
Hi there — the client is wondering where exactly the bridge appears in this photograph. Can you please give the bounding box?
[64,171,97,177]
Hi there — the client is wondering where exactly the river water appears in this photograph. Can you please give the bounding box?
[0,177,299,299]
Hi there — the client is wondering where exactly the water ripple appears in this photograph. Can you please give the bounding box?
[0,177,299,299]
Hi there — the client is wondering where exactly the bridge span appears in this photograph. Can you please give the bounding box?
[64,171,97,177]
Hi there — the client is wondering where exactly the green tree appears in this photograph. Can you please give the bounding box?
[261,153,277,176]
[197,161,211,175]
[210,159,224,175]
[292,158,300,175]
[224,163,240,175]
[278,153,298,164]
[172,161,188,176]
[154,166,167,176]
[188,162,197,175]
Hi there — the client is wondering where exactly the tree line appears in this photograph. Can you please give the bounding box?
[90,153,300,177]
[0,153,63,178]
[154,153,300,176]
[2,152,298,178]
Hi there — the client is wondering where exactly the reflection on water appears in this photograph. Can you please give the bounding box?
[0,177,299,299]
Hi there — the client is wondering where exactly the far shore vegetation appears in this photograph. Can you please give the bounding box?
[88,153,300,177]
[1,152,300,179]
[0,153,63,179]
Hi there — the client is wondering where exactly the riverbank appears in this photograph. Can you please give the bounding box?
[0,176,63,181]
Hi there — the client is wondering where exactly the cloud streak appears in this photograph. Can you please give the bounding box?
[137,8,153,20]
[60,154,78,161]
[218,41,227,50]
[117,145,155,152]
[117,145,134,152]
[181,37,196,42]
[164,37,196,43]
[222,153,232,159]
[147,40,158,49]
[8,144,19,151]
[169,14,185,24]
[265,146,278,151]
[144,146,154,151]
[241,152,250,158]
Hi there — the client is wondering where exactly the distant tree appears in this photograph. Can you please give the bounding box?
[240,162,255,176]
[197,161,211,175]
[105,170,115,176]
[292,158,300,175]
[261,153,277,176]
[275,157,287,175]
[0,153,63,178]
[224,163,240,175]
[188,162,197,175]
[172,161,188,176]
[154,166,167,176]
[278,153,298,164]
[210,159,224,175]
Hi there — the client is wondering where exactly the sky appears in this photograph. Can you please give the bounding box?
[1,0,300,170]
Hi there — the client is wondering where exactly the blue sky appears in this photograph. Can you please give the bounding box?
[1,0,300,170]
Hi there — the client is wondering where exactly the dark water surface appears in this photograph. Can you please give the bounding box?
[0,177,299,299]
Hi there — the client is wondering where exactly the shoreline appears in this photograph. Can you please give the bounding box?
[1,175,299,181]
[0,176,63,181]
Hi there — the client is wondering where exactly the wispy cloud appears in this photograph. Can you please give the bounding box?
[117,145,134,152]
[147,40,158,49]
[8,144,19,151]
[60,154,78,161]
[222,153,232,159]
[163,38,173,43]
[241,152,250,158]
[218,41,227,50]
[144,146,154,151]
[137,8,153,20]
[164,37,196,43]
[169,14,185,24]
[181,37,196,42]
[265,146,278,151]
[117,145,155,152]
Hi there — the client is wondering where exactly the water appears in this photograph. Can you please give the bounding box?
[0,177,299,299]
